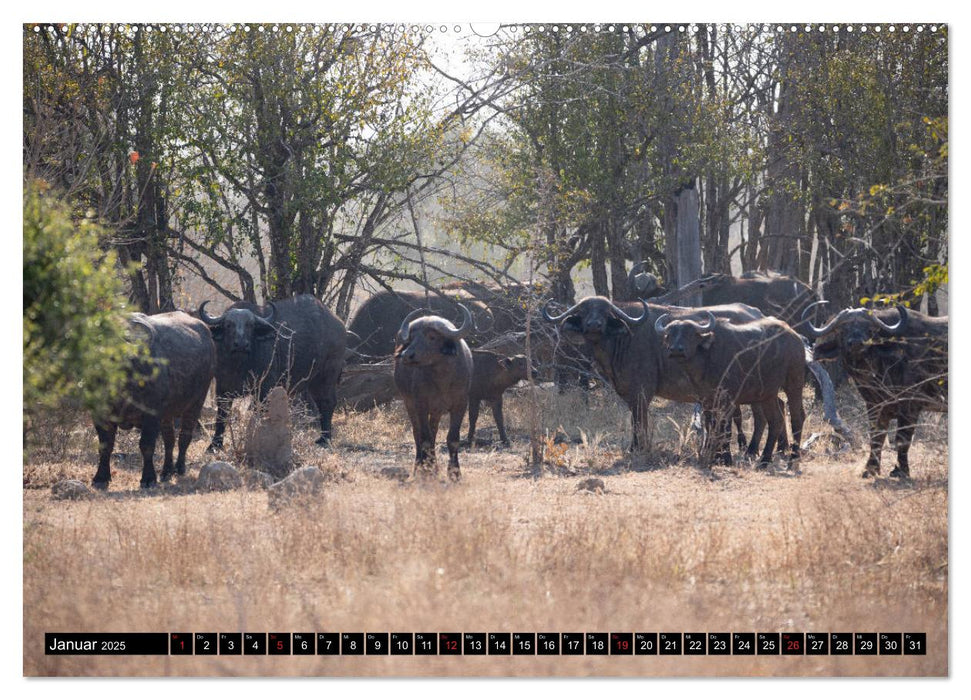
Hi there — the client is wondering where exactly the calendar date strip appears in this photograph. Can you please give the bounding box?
[46,632,927,656]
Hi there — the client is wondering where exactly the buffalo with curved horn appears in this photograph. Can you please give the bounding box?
[393,304,475,481]
[541,295,768,452]
[199,295,347,448]
[804,303,947,478]
[655,310,807,470]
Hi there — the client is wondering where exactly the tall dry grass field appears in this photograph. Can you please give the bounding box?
[23,387,947,676]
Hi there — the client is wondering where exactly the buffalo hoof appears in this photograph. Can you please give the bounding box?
[91,480,109,491]
[888,468,911,479]
[447,469,461,483]
[499,440,511,449]
[206,442,223,454]
[315,436,331,447]
[160,471,173,482]
[861,469,877,479]
[140,479,158,489]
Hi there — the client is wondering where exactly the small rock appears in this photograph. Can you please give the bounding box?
[268,466,326,510]
[196,461,242,492]
[576,477,606,494]
[241,469,275,490]
[52,479,93,500]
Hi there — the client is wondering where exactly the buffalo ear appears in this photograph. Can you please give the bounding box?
[605,317,630,336]
[563,316,584,335]
[255,322,277,339]
[699,331,715,350]
[441,339,457,356]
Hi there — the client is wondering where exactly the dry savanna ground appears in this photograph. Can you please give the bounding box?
[23,384,948,677]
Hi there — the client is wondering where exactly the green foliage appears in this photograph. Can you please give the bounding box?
[23,183,141,417]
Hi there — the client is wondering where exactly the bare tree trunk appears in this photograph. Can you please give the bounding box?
[676,182,702,306]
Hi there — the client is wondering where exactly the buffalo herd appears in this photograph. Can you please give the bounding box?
[89,268,949,489]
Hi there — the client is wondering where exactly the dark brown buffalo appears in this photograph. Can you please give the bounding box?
[467,350,529,446]
[199,294,346,448]
[656,311,807,469]
[348,289,492,361]
[542,296,767,449]
[440,279,590,388]
[806,305,947,478]
[658,270,818,337]
[626,261,668,301]
[394,304,474,480]
[93,312,215,490]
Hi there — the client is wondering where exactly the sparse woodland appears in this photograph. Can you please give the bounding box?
[22,23,948,677]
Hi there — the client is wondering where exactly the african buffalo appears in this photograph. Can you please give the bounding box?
[542,296,768,450]
[467,350,529,446]
[658,270,818,337]
[199,294,346,449]
[348,289,492,361]
[626,261,667,301]
[394,304,474,480]
[656,311,807,469]
[93,311,215,490]
[806,304,947,478]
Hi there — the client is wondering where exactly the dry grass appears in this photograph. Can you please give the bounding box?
[23,386,948,677]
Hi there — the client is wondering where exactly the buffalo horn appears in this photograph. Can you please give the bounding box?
[653,313,672,334]
[869,304,909,334]
[439,303,474,340]
[129,314,156,341]
[805,308,856,338]
[198,301,225,325]
[608,298,649,325]
[800,300,830,325]
[258,302,276,326]
[397,308,429,344]
[542,298,585,323]
[695,310,716,331]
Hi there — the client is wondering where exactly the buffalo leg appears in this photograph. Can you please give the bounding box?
[310,370,339,446]
[466,398,481,446]
[159,420,177,481]
[890,404,919,479]
[139,416,161,489]
[491,398,509,446]
[424,409,444,478]
[733,407,747,451]
[174,402,204,477]
[208,394,232,452]
[403,398,424,474]
[757,398,783,470]
[747,404,766,459]
[785,389,805,470]
[775,397,791,455]
[92,422,117,490]
[863,404,894,478]
[446,403,466,482]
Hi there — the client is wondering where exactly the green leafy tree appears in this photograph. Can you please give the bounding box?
[23,183,140,421]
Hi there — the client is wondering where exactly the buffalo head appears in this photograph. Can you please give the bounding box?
[627,261,664,299]
[542,296,649,338]
[655,311,717,360]
[803,303,907,359]
[395,303,473,366]
[500,354,530,383]
[199,301,277,354]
